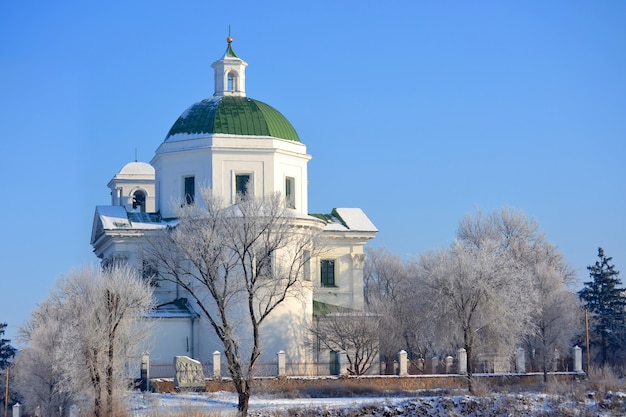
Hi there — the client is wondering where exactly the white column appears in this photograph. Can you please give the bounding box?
[417,358,425,373]
[431,357,439,374]
[516,347,526,373]
[12,403,21,417]
[573,345,583,373]
[445,356,453,373]
[457,348,467,375]
[277,350,286,377]
[213,351,221,378]
[398,350,408,376]
[338,350,348,376]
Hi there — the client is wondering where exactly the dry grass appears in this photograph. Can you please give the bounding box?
[139,410,228,417]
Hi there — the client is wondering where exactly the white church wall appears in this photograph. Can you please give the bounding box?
[313,239,368,311]
[174,275,314,367]
[142,317,198,366]
[274,155,308,214]
[152,145,214,218]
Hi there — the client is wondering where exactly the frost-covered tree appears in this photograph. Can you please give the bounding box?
[148,188,322,416]
[15,265,154,417]
[579,248,625,367]
[420,208,556,391]
[522,244,580,381]
[14,302,72,417]
[419,238,536,392]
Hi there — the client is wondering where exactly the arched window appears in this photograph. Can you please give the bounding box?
[227,71,238,91]
[132,190,146,212]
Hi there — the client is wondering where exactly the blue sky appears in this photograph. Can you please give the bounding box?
[1,1,624,344]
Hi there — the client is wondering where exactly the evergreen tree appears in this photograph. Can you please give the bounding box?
[0,323,16,369]
[578,248,625,367]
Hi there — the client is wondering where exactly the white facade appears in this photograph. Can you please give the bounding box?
[91,40,377,371]
[152,135,310,218]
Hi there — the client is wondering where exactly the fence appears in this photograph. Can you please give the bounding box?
[147,346,584,379]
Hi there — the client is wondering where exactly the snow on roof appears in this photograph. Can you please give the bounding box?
[148,299,199,319]
[95,206,171,231]
[311,208,378,233]
[97,205,132,229]
[115,161,155,178]
[333,208,378,232]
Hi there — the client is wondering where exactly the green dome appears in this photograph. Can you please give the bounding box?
[165,96,300,142]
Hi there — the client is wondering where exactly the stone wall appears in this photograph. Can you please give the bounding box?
[150,372,584,394]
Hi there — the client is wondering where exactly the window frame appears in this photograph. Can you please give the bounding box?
[184,176,195,205]
[320,259,336,287]
[285,176,295,209]
[132,190,147,212]
[234,173,252,201]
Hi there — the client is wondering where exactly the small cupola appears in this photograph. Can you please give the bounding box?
[107,162,156,213]
[211,36,248,97]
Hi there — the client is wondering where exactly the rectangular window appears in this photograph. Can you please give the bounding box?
[303,250,311,281]
[320,259,335,287]
[142,259,159,287]
[235,174,251,199]
[257,254,272,278]
[184,176,195,205]
[285,176,295,208]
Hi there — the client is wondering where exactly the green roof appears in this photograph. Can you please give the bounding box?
[313,300,355,316]
[225,43,238,58]
[165,96,300,142]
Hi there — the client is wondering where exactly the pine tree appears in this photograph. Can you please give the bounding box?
[578,248,625,367]
[0,322,16,369]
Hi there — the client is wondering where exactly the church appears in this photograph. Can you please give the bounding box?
[90,37,378,373]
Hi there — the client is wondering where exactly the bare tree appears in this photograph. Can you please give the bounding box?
[311,311,379,376]
[364,247,434,373]
[14,265,154,417]
[148,189,323,416]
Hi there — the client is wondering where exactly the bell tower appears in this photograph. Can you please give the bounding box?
[211,36,248,97]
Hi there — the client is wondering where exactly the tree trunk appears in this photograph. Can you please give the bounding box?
[106,340,114,417]
[228,356,251,416]
[464,329,474,394]
[237,388,250,416]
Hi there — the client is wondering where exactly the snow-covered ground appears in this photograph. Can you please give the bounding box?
[129,390,626,416]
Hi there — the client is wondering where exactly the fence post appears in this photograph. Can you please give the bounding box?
[277,350,286,377]
[12,403,21,417]
[213,351,221,378]
[141,351,150,392]
[573,345,583,373]
[457,348,467,375]
[337,350,348,376]
[69,405,78,417]
[516,347,526,373]
[445,356,453,373]
[431,357,438,374]
[398,350,408,376]
[417,358,424,373]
